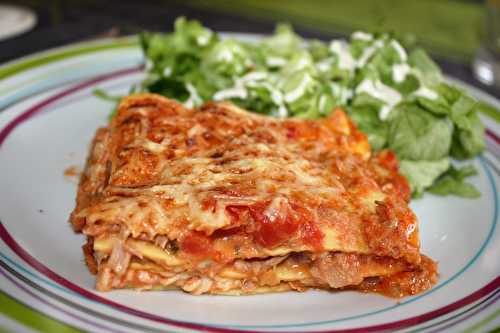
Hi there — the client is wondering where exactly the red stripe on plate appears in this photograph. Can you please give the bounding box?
[487,129,500,146]
[0,67,499,333]
[1,217,498,333]
[0,67,140,147]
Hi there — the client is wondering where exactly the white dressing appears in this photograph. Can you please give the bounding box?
[390,40,407,62]
[184,83,203,108]
[414,86,438,100]
[163,67,172,77]
[392,63,411,83]
[240,71,268,83]
[276,104,289,118]
[357,40,384,67]
[196,33,211,46]
[316,58,333,72]
[329,40,356,70]
[330,82,353,103]
[216,48,234,62]
[213,87,247,101]
[352,31,373,41]
[269,85,284,105]
[284,74,314,103]
[266,56,287,67]
[356,79,402,120]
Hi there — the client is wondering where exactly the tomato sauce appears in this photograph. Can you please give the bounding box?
[223,201,324,250]
[180,232,214,257]
[201,196,217,212]
[375,150,399,171]
[355,255,438,297]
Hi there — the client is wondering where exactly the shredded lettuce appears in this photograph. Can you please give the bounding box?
[132,17,491,198]
[400,158,450,198]
[387,103,453,161]
[428,165,480,198]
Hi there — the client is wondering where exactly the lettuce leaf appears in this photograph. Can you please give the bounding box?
[428,165,480,198]
[349,105,387,150]
[408,48,442,85]
[450,97,486,159]
[387,103,453,161]
[399,158,450,197]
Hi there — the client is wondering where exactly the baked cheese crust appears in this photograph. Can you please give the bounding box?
[70,94,437,297]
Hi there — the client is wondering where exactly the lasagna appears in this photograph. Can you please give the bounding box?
[70,93,437,297]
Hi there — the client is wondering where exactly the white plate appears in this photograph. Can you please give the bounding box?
[0,35,499,333]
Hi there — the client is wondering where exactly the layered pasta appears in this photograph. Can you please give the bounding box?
[70,94,437,296]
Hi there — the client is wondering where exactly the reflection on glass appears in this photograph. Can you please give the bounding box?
[473,0,500,88]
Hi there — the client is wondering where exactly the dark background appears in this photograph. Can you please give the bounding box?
[1,0,499,99]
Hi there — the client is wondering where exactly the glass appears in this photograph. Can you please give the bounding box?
[473,0,500,88]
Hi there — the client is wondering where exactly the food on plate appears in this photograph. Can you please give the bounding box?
[70,93,437,296]
[128,18,490,198]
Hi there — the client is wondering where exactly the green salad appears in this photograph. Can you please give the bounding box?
[122,17,492,198]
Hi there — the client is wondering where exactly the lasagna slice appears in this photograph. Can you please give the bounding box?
[70,93,437,297]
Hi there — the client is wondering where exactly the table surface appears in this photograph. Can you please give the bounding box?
[1,0,499,100]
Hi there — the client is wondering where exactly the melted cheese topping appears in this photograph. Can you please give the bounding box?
[72,94,419,264]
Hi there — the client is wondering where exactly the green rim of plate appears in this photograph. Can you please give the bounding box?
[0,37,138,80]
[0,290,83,333]
[0,35,498,333]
